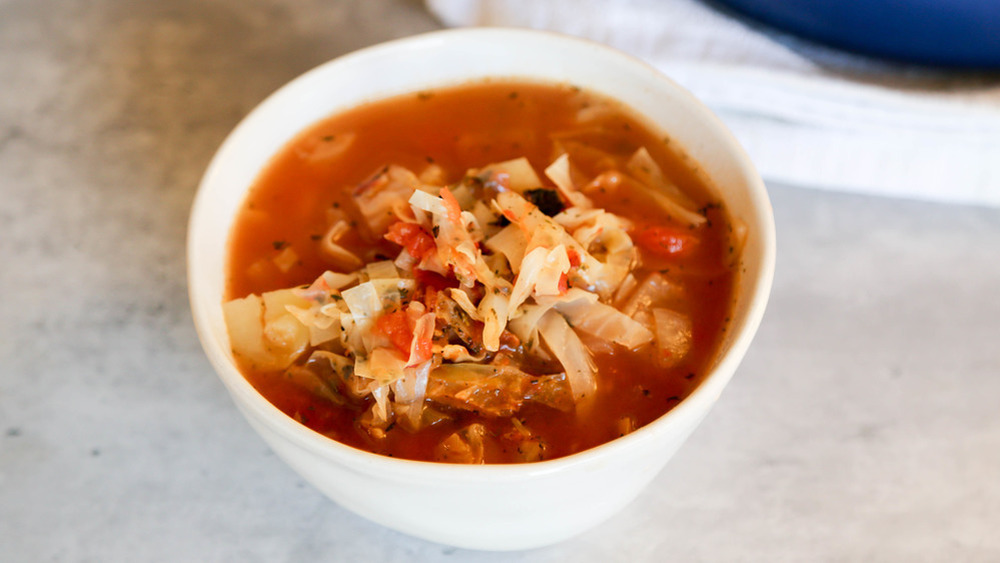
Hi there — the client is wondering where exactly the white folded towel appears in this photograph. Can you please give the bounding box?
[427,0,1000,206]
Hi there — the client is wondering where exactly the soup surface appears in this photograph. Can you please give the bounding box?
[224,81,738,463]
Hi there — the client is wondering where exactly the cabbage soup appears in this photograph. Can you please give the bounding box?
[223,81,741,463]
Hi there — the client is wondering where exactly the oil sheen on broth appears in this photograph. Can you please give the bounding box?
[224,81,738,464]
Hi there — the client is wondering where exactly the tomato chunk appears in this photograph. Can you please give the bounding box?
[414,268,459,291]
[566,247,581,268]
[374,310,413,355]
[385,222,436,260]
[410,337,433,365]
[634,226,698,258]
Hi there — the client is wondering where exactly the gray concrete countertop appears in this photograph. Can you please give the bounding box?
[2,1,998,561]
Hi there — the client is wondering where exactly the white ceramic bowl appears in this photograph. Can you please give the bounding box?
[188,28,775,551]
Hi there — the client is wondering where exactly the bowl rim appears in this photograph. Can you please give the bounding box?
[187,27,776,481]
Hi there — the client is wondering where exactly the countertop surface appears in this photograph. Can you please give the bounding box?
[1,1,998,561]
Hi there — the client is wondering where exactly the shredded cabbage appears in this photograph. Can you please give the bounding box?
[320,221,363,272]
[473,157,541,192]
[537,310,597,400]
[555,298,654,349]
[626,148,707,227]
[355,165,422,235]
[485,224,527,274]
[544,153,592,208]
[224,145,729,445]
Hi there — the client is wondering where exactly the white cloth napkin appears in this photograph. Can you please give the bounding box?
[427,0,1000,206]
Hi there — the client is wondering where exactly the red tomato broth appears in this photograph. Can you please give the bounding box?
[225,80,736,463]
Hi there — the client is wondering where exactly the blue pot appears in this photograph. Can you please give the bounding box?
[711,0,1000,67]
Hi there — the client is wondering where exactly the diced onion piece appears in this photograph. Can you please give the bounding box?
[537,310,596,401]
[555,299,654,350]
[652,308,693,367]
